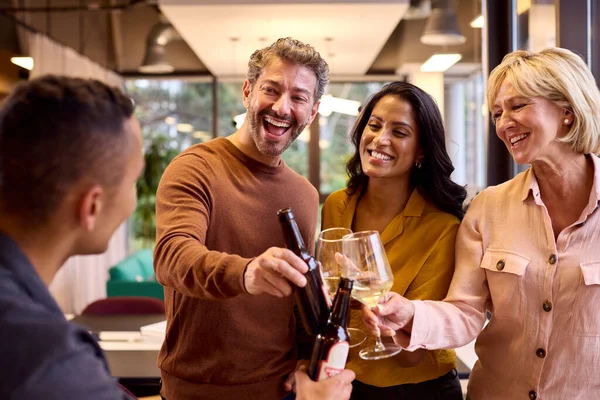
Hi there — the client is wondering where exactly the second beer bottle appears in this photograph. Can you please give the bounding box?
[308,277,352,381]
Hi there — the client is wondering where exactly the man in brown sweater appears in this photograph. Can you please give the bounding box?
[154,37,332,399]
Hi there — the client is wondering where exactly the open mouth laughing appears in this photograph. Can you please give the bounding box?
[509,133,530,148]
[262,115,293,139]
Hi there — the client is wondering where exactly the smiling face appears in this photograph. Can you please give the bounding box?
[359,95,422,182]
[492,79,571,165]
[242,57,319,162]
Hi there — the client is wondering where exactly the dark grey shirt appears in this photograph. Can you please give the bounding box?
[0,231,131,399]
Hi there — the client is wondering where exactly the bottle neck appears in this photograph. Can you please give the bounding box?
[280,216,310,259]
[330,285,351,327]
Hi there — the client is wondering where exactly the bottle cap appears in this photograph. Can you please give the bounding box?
[277,207,294,221]
[339,277,353,290]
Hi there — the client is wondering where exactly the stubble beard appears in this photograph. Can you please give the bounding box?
[246,107,308,157]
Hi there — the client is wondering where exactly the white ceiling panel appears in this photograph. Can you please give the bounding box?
[159,1,408,77]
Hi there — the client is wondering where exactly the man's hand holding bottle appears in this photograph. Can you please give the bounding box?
[243,247,308,297]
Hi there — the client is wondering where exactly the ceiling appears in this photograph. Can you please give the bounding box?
[159,0,409,77]
[0,0,209,74]
[0,0,483,80]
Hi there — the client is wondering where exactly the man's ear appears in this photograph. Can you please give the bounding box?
[308,100,320,125]
[242,80,252,109]
[78,185,104,232]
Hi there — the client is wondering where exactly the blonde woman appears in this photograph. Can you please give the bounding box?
[365,47,600,400]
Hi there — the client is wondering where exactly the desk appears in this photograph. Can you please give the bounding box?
[71,314,165,396]
[71,314,165,333]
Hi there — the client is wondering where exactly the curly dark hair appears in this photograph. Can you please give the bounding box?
[346,81,467,220]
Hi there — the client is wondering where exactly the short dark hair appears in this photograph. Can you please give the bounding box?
[346,81,467,220]
[247,37,330,101]
[0,75,135,222]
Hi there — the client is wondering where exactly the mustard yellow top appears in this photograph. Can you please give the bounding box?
[321,188,459,387]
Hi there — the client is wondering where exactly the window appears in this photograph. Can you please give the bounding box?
[125,79,213,251]
[319,82,385,195]
[218,82,245,137]
[516,0,556,52]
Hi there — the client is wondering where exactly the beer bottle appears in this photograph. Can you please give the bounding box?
[308,277,352,381]
[278,207,330,336]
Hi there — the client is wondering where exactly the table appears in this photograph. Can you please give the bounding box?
[71,314,165,396]
[71,314,165,334]
[70,314,474,397]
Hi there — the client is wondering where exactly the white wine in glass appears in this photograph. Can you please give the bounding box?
[342,230,402,360]
[351,278,393,309]
[316,227,367,348]
[322,276,342,298]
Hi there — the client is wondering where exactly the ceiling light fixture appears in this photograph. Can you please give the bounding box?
[234,113,246,129]
[297,128,311,143]
[176,123,194,133]
[518,0,531,14]
[470,15,484,28]
[319,139,331,149]
[139,19,181,74]
[193,131,212,141]
[420,0,466,46]
[319,95,361,117]
[404,0,431,20]
[420,53,462,72]
[10,56,33,70]
[234,95,361,127]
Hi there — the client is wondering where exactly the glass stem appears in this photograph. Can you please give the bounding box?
[374,335,385,352]
[372,307,385,352]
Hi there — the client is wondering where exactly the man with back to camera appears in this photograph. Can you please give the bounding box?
[154,37,338,399]
[0,75,144,399]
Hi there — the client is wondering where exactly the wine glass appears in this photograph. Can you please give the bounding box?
[341,230,402,360]
[316,227,367,348]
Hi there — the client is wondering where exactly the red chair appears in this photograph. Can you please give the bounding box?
[82,296,165,315]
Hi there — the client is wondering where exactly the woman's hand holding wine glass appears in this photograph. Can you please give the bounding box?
[341,230,402,360]
[361,291,416,337]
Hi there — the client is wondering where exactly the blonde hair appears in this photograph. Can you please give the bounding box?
[487,47,600,155]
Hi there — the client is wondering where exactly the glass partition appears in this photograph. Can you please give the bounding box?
[516,0,556,51]
[125,79,213,250]
[319,82,386,194]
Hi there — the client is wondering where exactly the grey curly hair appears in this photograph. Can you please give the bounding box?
[246,37,329,101]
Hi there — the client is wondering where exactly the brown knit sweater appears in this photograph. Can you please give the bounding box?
[154,138,319,400]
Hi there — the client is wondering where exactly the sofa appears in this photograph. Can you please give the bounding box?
[106,249,164,301]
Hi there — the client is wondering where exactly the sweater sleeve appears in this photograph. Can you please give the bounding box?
[154,154,250,299]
